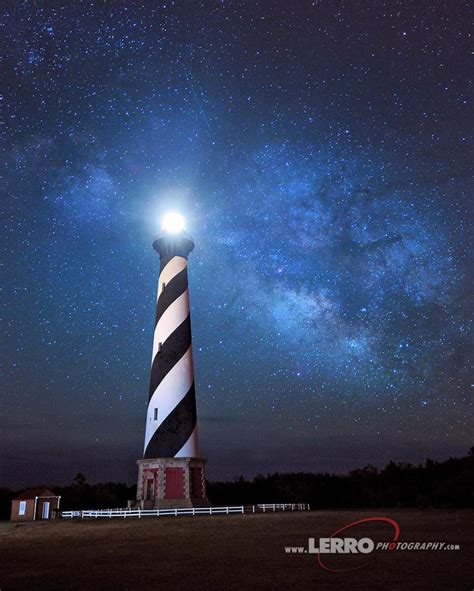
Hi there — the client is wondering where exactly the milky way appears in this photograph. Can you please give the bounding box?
[2,1,472,487]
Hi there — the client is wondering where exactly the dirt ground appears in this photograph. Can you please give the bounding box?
[0,509,471,590]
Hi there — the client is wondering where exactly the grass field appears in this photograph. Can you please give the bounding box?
[0,509,471,590]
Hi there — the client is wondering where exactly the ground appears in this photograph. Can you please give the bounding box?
[0,509,471,590]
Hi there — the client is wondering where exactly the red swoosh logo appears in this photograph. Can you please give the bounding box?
[317,516,400,573]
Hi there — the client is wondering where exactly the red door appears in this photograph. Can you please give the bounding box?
[164,468,185,499]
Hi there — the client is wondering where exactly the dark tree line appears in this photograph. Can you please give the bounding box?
[208,449,474,508]
[1,449,472,519]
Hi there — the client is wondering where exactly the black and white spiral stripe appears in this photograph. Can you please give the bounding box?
[144,250,200,459]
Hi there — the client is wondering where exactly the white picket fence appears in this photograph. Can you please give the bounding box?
[61,503,310,519]
[254,503,310,512]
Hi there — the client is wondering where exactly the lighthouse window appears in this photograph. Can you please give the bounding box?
[154,408,158,421]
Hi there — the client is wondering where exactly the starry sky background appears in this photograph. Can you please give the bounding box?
[2,1,472,488]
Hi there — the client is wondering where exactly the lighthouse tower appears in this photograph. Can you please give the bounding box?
[136,213,208,508]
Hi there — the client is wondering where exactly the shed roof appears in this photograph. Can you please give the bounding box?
[13,488,58,500]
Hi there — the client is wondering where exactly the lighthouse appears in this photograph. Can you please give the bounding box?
[136,212,208,508]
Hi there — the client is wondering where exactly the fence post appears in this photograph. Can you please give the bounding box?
[138,508,141,519]
[193,508,195,516]
[226,506,229,514]
[175,509,178,517]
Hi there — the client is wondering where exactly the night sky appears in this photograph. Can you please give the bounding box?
[2,1,472,489]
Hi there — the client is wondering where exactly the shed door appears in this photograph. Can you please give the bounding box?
[42,501,50,519]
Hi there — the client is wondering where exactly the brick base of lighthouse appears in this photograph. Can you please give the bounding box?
[133,458,209,509]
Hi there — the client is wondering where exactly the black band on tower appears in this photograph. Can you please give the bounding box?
[144,383,197,458]
[148,315,192,400]
[154,267,189,327]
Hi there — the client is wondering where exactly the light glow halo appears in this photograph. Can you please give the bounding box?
[161,212,186,234]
